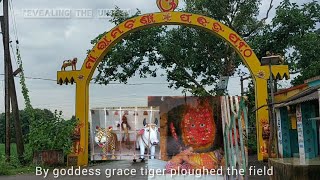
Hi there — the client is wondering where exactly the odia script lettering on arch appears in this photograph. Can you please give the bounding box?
[97,37,112,50]
[85,55,97,69]
[180,14,192,23]
[140,14,156,25]
[111,27,124,39]
[197,17,209,27]
[229,33,253,57]
[96,27,124,51]
[212,22,224,33]
[124,20,136,29]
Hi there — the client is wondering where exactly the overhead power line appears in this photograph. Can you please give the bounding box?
[0,73,251,86]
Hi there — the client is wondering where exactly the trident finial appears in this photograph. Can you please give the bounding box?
[156,0,179,12]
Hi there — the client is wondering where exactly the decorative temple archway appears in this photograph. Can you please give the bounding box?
[57,5,289,166]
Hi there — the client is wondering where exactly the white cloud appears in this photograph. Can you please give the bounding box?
[0,0,316,118]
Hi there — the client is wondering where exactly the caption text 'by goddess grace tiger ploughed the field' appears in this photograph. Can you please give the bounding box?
[36,166,273,178]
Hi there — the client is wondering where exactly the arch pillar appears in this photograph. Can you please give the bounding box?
[74,81,89,166]
[255,77,270,160]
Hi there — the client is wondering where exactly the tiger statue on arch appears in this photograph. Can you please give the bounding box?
[61,57,77,71]
[95,126,118,160]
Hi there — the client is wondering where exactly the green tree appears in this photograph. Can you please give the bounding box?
[0,110,33,144]
[0,109,77,164]
[250,0,320,85]
[93,0,272,96]
[243,0,320,155]
[27,110,77,158]
[246,80,258,154]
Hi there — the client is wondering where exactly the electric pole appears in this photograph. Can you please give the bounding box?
[2,0,11,162]
[261,54,282,159]
[268,63,277,158]
[240,76,251,96]
[2,0,24,162]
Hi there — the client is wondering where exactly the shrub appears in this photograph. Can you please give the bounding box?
[27,110,77,161]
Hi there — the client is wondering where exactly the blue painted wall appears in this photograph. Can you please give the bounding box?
[307,79,320,87]
[280,107,292,157]
[301,102,318,158]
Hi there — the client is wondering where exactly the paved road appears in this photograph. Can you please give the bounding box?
[0,161,148,180]
[0,156,269,180]
[247,155,269,180]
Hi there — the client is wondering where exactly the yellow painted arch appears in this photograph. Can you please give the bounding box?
[57,11,289,166]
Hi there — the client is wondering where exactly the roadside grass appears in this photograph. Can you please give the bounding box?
[0,144,115,176]
[0,144,35,176]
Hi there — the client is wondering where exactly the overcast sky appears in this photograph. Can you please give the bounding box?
[0,0,313,118]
